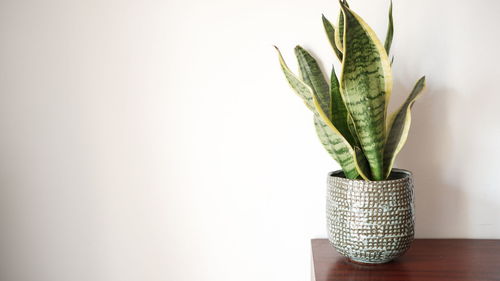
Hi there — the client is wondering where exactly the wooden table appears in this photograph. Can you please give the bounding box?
[311,239,500,281]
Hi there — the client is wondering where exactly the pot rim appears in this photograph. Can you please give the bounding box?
[328,168,412,183]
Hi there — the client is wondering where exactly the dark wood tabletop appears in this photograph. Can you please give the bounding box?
[312,238,500,281]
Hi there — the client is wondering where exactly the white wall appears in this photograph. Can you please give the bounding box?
[0,0,499,280]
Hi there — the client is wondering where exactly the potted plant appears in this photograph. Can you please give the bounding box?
[275,0,425,264]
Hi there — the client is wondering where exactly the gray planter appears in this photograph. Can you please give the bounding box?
[326,168,415,264]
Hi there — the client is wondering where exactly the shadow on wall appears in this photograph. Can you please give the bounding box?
[393,82,470,238]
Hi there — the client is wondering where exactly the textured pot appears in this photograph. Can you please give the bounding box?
[326,168,415,264]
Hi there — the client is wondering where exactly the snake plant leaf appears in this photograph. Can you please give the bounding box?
[294,46,331,117]
[347,114,361,147]
[335,12,345,53]
[339,2,393,180]
[354,146,372,180]
[313,103,369,180]
[315,115,372,180]
[274,46,368,179]
[335,1,350,53]
[314,116,338,161]
[329,66,356,146]
[384,1,394,55]
[322,15,343,61]
[274,46,314,110]
[383,76,426,178]
[314,116,359,179]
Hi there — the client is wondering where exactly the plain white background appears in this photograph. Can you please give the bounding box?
[0,0,499,280]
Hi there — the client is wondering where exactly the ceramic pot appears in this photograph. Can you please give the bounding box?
[326,168,415,264]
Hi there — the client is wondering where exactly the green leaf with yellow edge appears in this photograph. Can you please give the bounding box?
[274,46,314,111]
[322,15,343,61]
[329,65,355,146]
[383,76,426,178]
[312,98,369,180]
[274,46,369,180]
[339,1,393,180]
[335,1,349,53]
[335,11,344,53]
[354,146,372,180]
[347,114,360,147]
[314,116,370,179]
[384,1,394,55]
[294,45,330,117]
[295,46,370,179]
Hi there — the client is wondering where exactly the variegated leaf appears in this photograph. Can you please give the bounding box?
[313,99,368,180]
[347,114,360,147]
[274,47,368,180]
[383,76,425,178]
[335,1,350,53]
[295,47,371,179]
[314,117,341,168]
[354,146,372,179]
[315,97,371,179]
[384,1,394,55]
[339,2,393,180]
[335,11,344,53]
[294,46,331,117]
[274,46,314,110]
[329,66,355,146]
[322,15,343,61]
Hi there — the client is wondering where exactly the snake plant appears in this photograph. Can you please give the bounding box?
[275,0,425,181]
